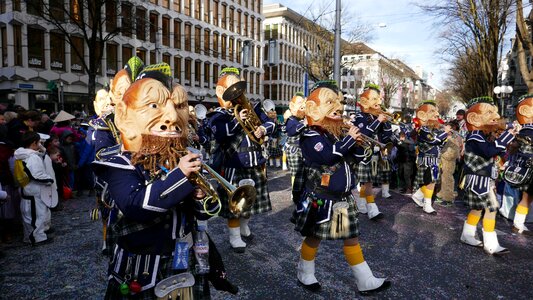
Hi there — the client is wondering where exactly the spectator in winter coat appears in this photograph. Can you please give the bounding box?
[75,128,95,196]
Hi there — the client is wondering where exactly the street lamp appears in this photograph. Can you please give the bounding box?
[493,85,513,117]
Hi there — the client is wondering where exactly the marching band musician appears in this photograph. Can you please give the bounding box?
[411,100,450,214]
[294,80,390,295]
[353,84,391,219]
[460,96,518,254]
[93,63,237,298]
[284,92,307,207]
[506,94,533,235]
[208,68,276,253]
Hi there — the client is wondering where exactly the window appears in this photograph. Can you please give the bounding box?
[70,36,84,72]
[203,0,210,22]
[221,35,226,60]
[50,33,65,70]
[27,28,44,68]
[1,27,7,67]
[150,0,157,4]
[212,64,219,84]
[184,23,191,51]
[256,73,260,94]
[13,0,21,11]
[121,3,132,37]
[264,65,270,81]
[194,26,201,54]
[249,72,254,93]
[243,14,248,37]
[203,63,210,87]
[27,1,43,16]
[150,51,156,64]
[195,0,201,20]
[195,60,201,86]
[237,11,241,35]
[212,32,219,58]
[204,29,210,56]
[174,0,181,12]
[271,84,278,101]
[221,4,227,29]
[255,45,260,67]
[106,43,118,75]
[229,7,235,32]
[184,58,192,85]
[228,37,234,62]
[162,0,170,9]
[174,20,182,49]
[106,2,116,32]
[184,0,191,16]
[71,0,82,24]
[272,24,278,40]
[50,0,64,21]
[0,1,4,13]
[244,0,248,8]
[136,8,146,40]
[256,19,261,41]
[213,1,219,26]
[163,53,170,65]
[174,56,182,81]
[250,16,255,39]
[150,12,158,43]
[162,17,170,46]
[136,49,146,63]
[122,46,133,64]
[236,40,241,64]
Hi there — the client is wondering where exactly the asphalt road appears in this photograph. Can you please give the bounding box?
[1,167,532,299]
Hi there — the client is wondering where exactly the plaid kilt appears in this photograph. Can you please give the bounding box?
[287,148,305,193]
[463,175,499,212]
[294,193,359,240]
[517,142,533,193]
[267,142,283,157]
[357,161,375,184]
[413,156,440,191]
[378,164,391,184]
[217,166,271,218]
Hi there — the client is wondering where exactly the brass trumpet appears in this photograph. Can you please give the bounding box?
[186,148,256,217]
[223,81,265,145]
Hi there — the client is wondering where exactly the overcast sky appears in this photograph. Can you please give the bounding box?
[264,0,452,89]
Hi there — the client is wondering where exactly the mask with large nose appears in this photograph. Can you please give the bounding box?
[305,81,345,137]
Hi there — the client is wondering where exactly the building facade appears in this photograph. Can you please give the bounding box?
[0,0,264,111]
[263,3,334,112]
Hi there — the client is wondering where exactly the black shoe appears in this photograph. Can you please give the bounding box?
[359,280,391,296]
[241,233,255,242]
[33,237,54,246]
[44,228,55,234]
[298,280,321,292]
[231,246,246,253]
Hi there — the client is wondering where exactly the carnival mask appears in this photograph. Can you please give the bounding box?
[416,104,441,129]
[517,97,533,124]
[114,78,189,152]
[93,89,112,117]
[306,87,345,137]
[215,74,243,109]
[359,88,382,113]
[109,69,132,106]
[289,95,306,119]
[466,103,501,133]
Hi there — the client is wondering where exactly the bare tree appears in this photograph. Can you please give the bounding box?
[420,0,514,105]
[25,0,124,101]
[300,1,375,82]
[435,90,455,117]
[515,0,533,93]
[378,63,403,108]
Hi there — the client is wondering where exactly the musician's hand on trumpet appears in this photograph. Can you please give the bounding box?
[254,126,267,139]
[346,124,362,141]
[239,108,249,121]
[509,121,522,135]
[377,113,388,123]
[178,152,202,177]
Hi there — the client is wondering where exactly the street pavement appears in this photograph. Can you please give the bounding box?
[1,167,533,299]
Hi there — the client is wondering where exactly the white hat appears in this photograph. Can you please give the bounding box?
[38,133,50,141]
[53,110,76,123]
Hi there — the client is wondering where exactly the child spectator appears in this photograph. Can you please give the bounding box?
[14,132,55,245]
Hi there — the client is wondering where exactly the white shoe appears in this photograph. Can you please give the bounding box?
[513,212,531,234]
[460,222,482,247]
[353,191,368,214]
[240,217,254,240]
[366,203,384,220]
[228,227,246,253]
[423,198,437,215]
[297,258,321,291]
[411,188,423,207]
[351,261,390,295]
[381,184,391,199]
[482,229,509,255]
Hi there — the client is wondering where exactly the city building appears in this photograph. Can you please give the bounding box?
[340,42,430,113]
[0,0,264,111]
[263,3,334,113]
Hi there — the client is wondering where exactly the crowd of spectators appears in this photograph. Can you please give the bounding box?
[0,105,95,248]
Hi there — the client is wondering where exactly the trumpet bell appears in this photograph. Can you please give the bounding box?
[229,185,257,216]
[223,81,247,101]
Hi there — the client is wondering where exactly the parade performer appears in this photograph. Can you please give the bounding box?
[93,64,237,298]
[353,84,390,219]
[460,96,518,254]
[208,68,276,253]
[284,92,307,206]
[505,94,533,235]
[88,57,144,255]
[266,104,283,168]
[411,100,450,214]
[294,81,390,295]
